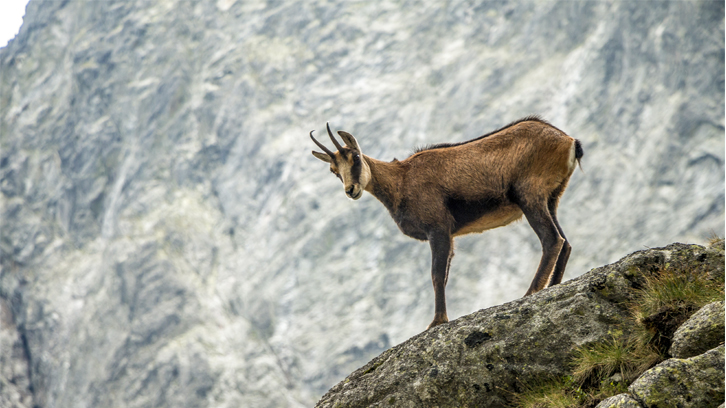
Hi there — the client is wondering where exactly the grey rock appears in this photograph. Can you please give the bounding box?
[0,299,33,408]
[595,393,643,408]
[629,345,725,408]
[0,1,723,407]
[670,301,725,359]
[315,243,724,408]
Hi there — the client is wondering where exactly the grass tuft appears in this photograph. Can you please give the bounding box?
[707,233,723,248]
[634,265,723,318]
[514,376,585,408]
[572,335,660,385]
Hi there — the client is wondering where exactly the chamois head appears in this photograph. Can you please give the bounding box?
[310,123,371,200]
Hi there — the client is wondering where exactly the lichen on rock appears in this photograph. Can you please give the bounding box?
[595,393,643,408]
[669,301,725,359]
[628,345,725,408]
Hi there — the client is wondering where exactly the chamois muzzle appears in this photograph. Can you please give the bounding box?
[347,185,362,200]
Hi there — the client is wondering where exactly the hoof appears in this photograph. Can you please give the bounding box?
[426,314,449,330]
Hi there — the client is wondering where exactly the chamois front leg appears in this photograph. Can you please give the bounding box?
[427,230,453,329]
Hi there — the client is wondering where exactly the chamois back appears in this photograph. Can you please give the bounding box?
[414,115,560,154]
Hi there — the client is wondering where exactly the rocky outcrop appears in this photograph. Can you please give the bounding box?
[316,242,725,408]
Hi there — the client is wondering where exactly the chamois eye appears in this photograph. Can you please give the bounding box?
[353,154,360,162]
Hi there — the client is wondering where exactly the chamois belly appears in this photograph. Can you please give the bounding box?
[452,204,523,237]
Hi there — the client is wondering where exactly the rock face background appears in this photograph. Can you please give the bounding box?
[0,1,723,407]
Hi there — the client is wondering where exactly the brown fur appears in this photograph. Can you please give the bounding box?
[311,118,582,330]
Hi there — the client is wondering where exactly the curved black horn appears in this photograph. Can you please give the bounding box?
[326,122,344,151]
[310,130,335,158]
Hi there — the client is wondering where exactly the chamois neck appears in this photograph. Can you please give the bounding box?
[363,156,401,211]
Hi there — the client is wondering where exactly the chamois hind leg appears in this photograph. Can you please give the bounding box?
[546,189,571,287]
[519,198,565,296]
[427,230,453,329]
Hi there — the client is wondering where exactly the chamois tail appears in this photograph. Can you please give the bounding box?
[574,139,584,171]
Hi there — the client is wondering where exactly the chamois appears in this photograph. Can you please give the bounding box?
[310,117,583,329]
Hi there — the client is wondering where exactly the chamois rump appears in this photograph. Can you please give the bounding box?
[310,117,583,329]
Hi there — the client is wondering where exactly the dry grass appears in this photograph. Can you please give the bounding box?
[707,234,723,247]
[514,376,585,408]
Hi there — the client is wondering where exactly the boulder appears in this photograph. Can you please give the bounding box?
[595,393,643,408]
[628,345,725,408]
[669,301,725,359]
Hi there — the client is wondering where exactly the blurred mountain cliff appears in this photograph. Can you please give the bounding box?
[0,1,723,407]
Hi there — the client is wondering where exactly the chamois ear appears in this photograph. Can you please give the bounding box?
[312,150,334,163]
[338,131,361,152]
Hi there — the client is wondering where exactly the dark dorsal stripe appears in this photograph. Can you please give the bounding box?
[413,115,554,154]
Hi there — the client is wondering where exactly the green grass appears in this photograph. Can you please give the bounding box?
[572,336,660,385]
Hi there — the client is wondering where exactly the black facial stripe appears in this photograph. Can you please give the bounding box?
[350,157,361,184]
